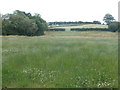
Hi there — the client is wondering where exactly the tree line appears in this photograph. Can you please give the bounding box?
[48,13,116,26]
[1,11,120,35]
[49,13,120,32]
[48,21,101,25]
[2,10,48,36]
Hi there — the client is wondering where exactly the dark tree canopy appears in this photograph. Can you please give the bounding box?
[48,21,101,25]
[2,10,48,36]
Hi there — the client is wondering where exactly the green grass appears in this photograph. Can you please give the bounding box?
[50,24,108,31]
[50,24,108,28]
[2,31,118,88]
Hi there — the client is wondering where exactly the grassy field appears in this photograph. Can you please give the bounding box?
[2,31,118,88]
[49,24,108,31]
[50,24,108,28]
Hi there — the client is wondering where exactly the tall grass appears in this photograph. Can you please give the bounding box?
[2,31,118,88]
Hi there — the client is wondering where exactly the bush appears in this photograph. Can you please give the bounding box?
[49,28,65,31]
[71,28,109,31]
[108,22,120,32]
[2,10,48,36]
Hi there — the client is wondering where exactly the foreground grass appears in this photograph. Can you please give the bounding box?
[2,31,118,88]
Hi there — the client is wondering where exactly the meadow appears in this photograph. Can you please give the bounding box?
[49,24,108,29]
[49,24,108,31]
[2,31,118,88]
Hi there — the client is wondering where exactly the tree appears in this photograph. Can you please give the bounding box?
[31,13,48,35]
[103,13,115,25]
[2,10,48,36]
[2,12,38,36]
[93,21,101,24]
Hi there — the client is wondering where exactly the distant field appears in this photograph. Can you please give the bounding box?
[56,24,107,28]
[49,24,108,31]
[2,31,118,88]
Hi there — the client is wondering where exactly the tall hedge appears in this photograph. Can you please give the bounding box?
[71,28,109,31]
[108,22,120,32]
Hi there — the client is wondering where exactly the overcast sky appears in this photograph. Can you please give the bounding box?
[0,0,119,23]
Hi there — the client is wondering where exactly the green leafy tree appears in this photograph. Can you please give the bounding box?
[2,12,38,36]
[31,13,48,35]
[93,21,101,24]
[103,13,115,25]
[2,10,48,36]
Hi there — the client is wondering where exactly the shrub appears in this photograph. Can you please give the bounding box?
[108,22,120,32]
[71,28,109,31]
[49,28,65,31]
